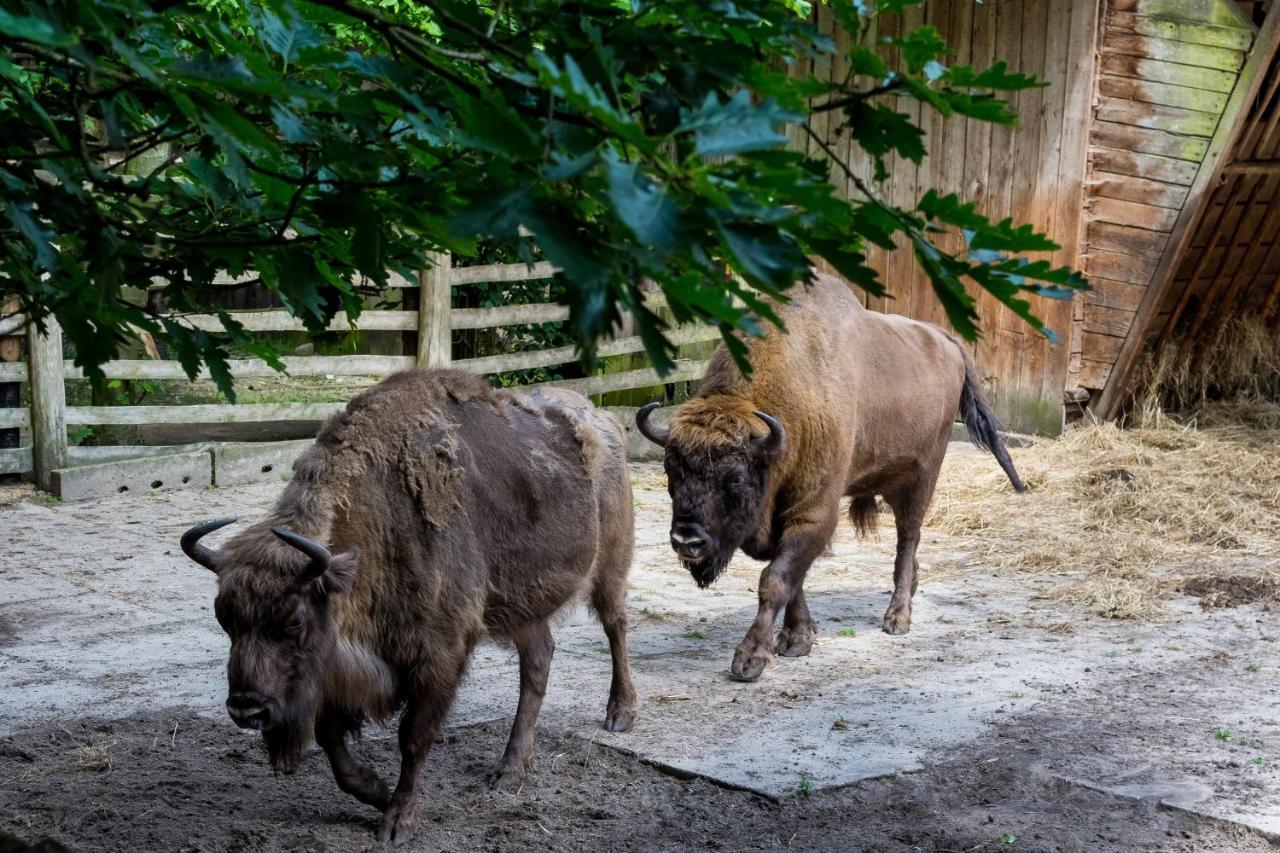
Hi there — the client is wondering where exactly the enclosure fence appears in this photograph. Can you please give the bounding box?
[0,254,720,491]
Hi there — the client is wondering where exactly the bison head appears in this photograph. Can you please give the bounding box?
[636,400,785,588]
[181,518,359,772]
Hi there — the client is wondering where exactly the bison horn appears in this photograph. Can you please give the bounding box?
[635,401,669,447]
[753,411,785,454]
[180,517,237,573]
[271,527,332,581]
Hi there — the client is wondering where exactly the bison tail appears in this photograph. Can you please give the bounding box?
[848,494,879,537]
[956,345,1028,494]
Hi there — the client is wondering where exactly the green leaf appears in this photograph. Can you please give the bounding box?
[449,85,541,161]
[0,9,73,47]
[604,149,679,251]
[680,90,800,158]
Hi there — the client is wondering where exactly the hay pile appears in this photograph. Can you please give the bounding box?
[928,402,1280,618]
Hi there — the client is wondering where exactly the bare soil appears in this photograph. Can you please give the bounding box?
[0,710,1272,853]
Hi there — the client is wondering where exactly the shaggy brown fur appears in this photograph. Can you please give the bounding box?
[640,271,1023,682]
[184,369,637,845]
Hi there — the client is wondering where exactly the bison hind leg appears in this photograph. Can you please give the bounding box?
[490,619,555,789]
[589,560,638,733]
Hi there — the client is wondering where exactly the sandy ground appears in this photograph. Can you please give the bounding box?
[1,452,1277,852]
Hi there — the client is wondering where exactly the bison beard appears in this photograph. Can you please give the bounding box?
[262,680,319,774]
[683,547,734,589]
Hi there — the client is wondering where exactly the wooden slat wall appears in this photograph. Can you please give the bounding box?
[810,0,1098,434]
[1076,0,1255,392]
[1149,22,1280,362]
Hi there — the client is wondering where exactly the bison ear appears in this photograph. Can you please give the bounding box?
[317,547,360,596]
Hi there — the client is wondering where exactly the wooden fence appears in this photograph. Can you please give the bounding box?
[0,254,719,491]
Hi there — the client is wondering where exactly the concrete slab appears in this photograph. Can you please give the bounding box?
[212,439,313,486]
[51,449,212,502]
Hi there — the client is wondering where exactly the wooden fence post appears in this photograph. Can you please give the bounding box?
[417,251,452,368]
[27,315,67,492]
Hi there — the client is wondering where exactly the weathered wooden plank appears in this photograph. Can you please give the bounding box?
[1107,11,1254,50]
[1085,277,1150,311]
[179,310,416,333]
[1090,145,1201,184]
[450,261,560,287]
[1099,54,1238,94]
[1088,220,1171,256]
[66,403,347,426]
[0,407,30,429]
[452,325,723,375]
[1090,170,1190,208]
[1102,32,1245,71]
[541,359,709,397]
[1086,250,1156,286]
[1084,303,1139,338]
[1087,196,1181,231]
[0,446,32,475]
[1098,74,1229,112]
[1096,96,1221,137]
[0,312,26,337]
[1090,121,1211,161]
[1110,0,1252,29]
[451,303,571,330]
[27,318,67,492]
[0,355,416,383]
[1078,357,1115,389]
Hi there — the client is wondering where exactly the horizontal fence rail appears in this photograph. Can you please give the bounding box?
[2,254,720,486]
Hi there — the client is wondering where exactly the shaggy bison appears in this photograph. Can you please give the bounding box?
[637,272,1024,682]
[181,370,637,844]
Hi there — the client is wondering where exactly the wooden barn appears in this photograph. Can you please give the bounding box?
[809,0,1279,433]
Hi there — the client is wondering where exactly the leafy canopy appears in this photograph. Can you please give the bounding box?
[0,0,1087,398]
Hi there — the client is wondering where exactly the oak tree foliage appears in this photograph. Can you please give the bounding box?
[0,0,1087,398]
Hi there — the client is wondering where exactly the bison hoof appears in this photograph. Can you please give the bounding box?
[604,703,637,733]
[730,640,773,682]
[775,623,817,658]
[881,605,912,636]
[487,766,527,791]
[376,797,418,846]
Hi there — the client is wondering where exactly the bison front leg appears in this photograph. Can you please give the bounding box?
[731,521,831,682]
[489,620,555,789]
[379,655,468,846]
[316,711,390,810]
[775,587,817,658]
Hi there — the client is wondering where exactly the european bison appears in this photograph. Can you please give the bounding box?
[637,272,1024,682]
[180,370,637,844]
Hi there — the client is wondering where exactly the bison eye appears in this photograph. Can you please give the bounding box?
[283,615,305,638]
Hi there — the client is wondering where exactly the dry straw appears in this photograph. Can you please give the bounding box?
[928,401,1280,619]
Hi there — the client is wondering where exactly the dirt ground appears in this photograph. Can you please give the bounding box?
[1,454,1278,852]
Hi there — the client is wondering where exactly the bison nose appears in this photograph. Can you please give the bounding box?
[226,692,273,730]
[671,522,708,559]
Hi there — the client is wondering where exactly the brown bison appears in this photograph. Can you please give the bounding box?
[180,370,637,844]
[637,272,1024,682]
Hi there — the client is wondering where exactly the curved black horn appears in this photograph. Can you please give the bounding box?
[271,528,332,581]
[635,401,669,447]
[753,411,785,453]
[180,517,237,573]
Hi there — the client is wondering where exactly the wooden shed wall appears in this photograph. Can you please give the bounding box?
[1073,0,1255,395]
[806,0,1098,435]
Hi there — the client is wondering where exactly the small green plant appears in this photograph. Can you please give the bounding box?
[831,718,850,731]
[1000,832,1018,844]
[68,426,95,445]
[1009,691,1025,699]
[1252,756,1265,766]
[592,645,610,655]
[797,773,814,797]
[1246,662,1261,672]
[836,628,857,638]
[1106,650,1121,658]
[1237,736,1264,749]
[683,629,707,640]
[1214,729,1233,742]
